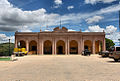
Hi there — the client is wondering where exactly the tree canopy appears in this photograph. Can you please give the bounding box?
[106,38,115,50]
[0,43,14,56]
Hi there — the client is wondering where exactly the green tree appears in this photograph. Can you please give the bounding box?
[106,38,115,50]
[0,43,14,56]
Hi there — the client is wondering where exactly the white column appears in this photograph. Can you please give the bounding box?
[82,39,84,51]
[41,40,44,55]
[37,40,39,55]
[65,40,68,55]
[15,39,18,48]
[26,40,29,52]
[52,39,54,55]
[39,40,42,55]
[78,41,81,54]
[68,39,70,55]
[103,38,106,51]
[54,40,57,54]
[37,42,41,55]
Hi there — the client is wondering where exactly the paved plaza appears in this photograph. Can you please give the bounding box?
[0,55,120,81]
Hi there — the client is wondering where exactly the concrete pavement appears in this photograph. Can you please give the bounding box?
[0,55,120,81]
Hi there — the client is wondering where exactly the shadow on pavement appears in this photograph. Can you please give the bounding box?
[99,56,108,58]
[107,61,120,63]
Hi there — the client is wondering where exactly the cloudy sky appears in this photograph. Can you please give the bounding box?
[0,0,120,45]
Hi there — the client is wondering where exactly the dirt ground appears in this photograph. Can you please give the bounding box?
[0,55,120,81]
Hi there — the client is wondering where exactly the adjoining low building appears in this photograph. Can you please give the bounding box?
[15,27,106,55]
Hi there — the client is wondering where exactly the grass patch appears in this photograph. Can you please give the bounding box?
[0,57,11,61]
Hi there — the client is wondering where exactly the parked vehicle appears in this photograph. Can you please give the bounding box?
[99,51,109,57]
[82,49,91,56]
[108,46,115,58]
[109,46,120,62]
[13,48,28,56]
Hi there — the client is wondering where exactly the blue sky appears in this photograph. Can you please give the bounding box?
[0,0,120,43]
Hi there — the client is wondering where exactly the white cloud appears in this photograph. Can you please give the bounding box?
[0,0,119,44]
[86,16,103,24]
[54,0,62,5]
[84,4,120,23]
[0,0,119,33]
[105,32,120,43]
[0,34,14,43]
[20,26,32,32]
[105,25,117,34]
[68,29,76,31]
[85,0,117,4]
[53,0,62,8]
[85,25,117,33]
[98,4,120,14]
[86,25,104,32]
[85,25,119,44]
[67,6,74,10]
[20,29,32,32]
[0,0,60,32]
[44,29,50,31]
[0,0,11,7]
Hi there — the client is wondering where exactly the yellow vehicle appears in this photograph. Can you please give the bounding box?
[13,48,28,56]
[13,48,19,55]
[21,48,28,55]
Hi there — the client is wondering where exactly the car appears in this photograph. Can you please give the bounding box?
[82,49,91,56]
[99,51,109,57]
[109,46,120,62]
[108,46,115,58]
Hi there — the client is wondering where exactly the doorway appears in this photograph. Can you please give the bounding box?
[58,46,63,54]
[57,40,65,54]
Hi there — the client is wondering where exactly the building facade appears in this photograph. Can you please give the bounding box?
[15,27,106,55]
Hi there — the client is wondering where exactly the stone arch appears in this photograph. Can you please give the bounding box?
[70,40,78,54]
[95,40,103,54]
[29,40,37,54]
[84,40,92,52]
[18,40,26,48]
[44,40,52,55]
[57,40,65,54]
